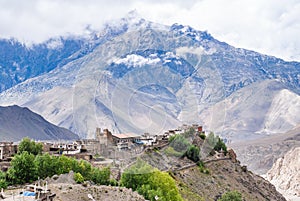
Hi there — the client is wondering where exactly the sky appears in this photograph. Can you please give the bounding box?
[0,0,300,61]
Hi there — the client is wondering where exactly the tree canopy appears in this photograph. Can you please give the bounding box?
[121,158,183,201]
[18,137,43,155]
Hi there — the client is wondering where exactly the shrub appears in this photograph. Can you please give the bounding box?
[0,171,8,189]
[164,147,183,157]
[197,161,210,174]
[18,137,43,155]
[121,159,183,201]
[199,133,206,140]
[169,135,191,153]
[90,167,110,185]
[74,172,84,184]
[218,190,242,201]
[185,145,200,162]
[214,137,227,155]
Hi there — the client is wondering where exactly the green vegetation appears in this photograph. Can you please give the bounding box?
[18,137,43,155]
[121,158,183,201]
[182,127,195,138]
[90,167,110,185]
[0,171,8,189]
[199,133,206,140]
[201,132,227,157]
[169,134,190,154]
[218,190,242,201]
[74,172,84,184]
[2,138,111,188]
[197,161,210,174]
[214,136,227,155]
[164,147,183,157]
[185,145,200,162]
[7,151,37,184]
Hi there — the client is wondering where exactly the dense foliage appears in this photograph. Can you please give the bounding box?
[121,159,183,201]
[7,151,37,184]
[218,190,242,201]
[3,139,111,187]
[18,137,43,155]
[214,136,228,155]
[169,134,191,154]
[185,145,200,162]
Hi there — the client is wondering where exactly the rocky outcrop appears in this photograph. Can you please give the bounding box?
[266,147,300,200]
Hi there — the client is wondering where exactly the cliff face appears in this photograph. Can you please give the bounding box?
[267,147,300,200]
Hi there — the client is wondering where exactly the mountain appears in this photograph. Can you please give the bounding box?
[266,147,300,201]
[199,80,300,142]
[0,105,78,141]
[0,15,299,140]
[230,124,300,175]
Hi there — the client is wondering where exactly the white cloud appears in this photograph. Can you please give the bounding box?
[114,54,160,67]
[0,0,299,61]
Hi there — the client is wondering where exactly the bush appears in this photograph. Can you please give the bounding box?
[214,137,227,155]
[218,190,242,201]
[0,171,8,189]
[7,151,37,184]
[90,167,110,185]
[164,147,183,157]
[169,135,191,153]
[185,145,200,162]
[109,179,118,186]
[18,137,43,155]
[74,172,84,184]
[197,161,210,174]
[199,133,206,140]
[121,159,183,201]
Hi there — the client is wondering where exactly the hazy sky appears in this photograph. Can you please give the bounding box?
[0,0,299,61]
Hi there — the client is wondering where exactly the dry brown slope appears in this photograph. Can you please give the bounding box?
[174,159,286,201]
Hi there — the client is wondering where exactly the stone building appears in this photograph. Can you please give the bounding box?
[0,142,18,160]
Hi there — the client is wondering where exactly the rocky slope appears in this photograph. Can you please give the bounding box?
[230,124,300,175]
[134,143,286,201]
[267,147,300,201]
[0,105,78,141]
[176,159,286,201]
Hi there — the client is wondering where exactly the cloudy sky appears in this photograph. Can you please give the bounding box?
[1,0,299,61]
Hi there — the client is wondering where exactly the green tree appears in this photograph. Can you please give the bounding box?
[73,159,92,179]
[185,145,200,162]
[7,151,37,184]
[121,159,183,201]
[0,171,8,189]
[218,190,242,201]
[18,137,43,155]
[169,135,191,154]
[183,127,195,138]
[214,137,227,155]
[90,167,110,185]
[56,155,75,175]
[34,153,58,179]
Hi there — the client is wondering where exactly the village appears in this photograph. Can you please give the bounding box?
[0,124,222,171]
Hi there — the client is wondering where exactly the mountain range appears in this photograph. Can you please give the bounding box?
[0,14,299,143]
[0,105,78,141]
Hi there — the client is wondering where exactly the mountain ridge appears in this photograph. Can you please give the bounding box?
[0,16,299,140]
[0,105,78,141]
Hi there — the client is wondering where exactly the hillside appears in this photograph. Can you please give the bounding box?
[230,124,300,174]
[0,105,78,141]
